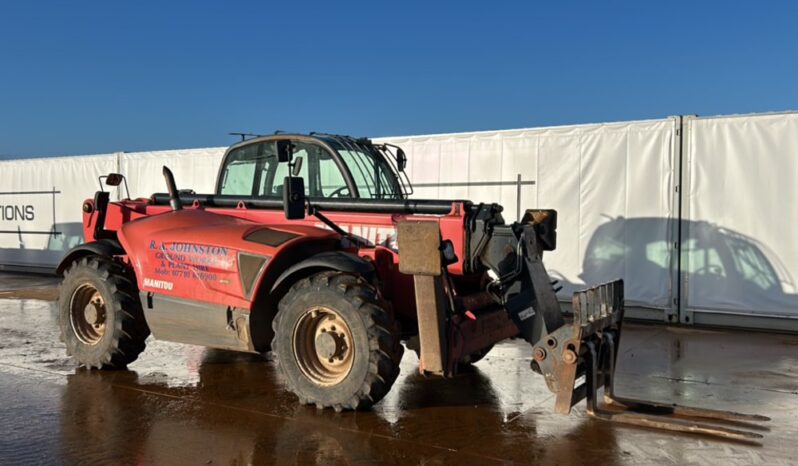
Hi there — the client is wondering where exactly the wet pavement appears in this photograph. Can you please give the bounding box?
[1,289,797,464]
[0,272,59,300]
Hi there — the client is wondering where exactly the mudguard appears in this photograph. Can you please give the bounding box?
[55,239,125,275]
[271,251,376,294]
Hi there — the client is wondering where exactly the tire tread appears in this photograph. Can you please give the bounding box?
[59,256,149,369]
[272,271,403,411]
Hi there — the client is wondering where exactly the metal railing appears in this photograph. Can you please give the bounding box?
[412,173,535,220]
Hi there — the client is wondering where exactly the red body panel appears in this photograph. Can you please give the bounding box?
[117,209,339,309]
[83,198,470,318]
[92,200,468,269]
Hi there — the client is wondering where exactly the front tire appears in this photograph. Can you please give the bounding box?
[58,257,150,369]
[272,271,403,412]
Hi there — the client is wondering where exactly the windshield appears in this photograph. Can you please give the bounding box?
[328,141,404,199]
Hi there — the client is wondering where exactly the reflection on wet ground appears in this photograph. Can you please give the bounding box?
[0,297,797,465]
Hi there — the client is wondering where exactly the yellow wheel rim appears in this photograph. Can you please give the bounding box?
[69,284,107,345]
[292,307,355,386]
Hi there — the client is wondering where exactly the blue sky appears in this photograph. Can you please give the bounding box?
[1,1,796,158]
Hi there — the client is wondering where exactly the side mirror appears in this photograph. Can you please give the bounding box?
[292,156,303,176]
[282,176,306,220]
[277,140,294,163]
[396,148,407,172]
[98,173,131,199]
[104,173,124,186]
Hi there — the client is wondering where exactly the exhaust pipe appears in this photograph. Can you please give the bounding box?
[162,166,183,211]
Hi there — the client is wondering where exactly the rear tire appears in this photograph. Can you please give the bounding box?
[58,257,150,369]
[272,271,403,412]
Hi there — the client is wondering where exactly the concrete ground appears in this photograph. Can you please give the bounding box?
[0,275,797,465]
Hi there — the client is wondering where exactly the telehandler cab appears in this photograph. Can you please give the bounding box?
[58,133,767,440]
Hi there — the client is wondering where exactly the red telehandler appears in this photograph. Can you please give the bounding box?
[57,133,767,440]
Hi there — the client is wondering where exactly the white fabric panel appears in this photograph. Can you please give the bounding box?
[0,120,677,313]
[467,138,504,205]
[0,154,118,268]
[405,140,443,200]
[500,136,538,218]
[120,148,226,199]
[378,119,677,308]
[685,113,798,316]
[537,135,581,295]
[438,140,472,200]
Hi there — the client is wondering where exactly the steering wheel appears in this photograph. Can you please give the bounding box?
[327,186,351,198]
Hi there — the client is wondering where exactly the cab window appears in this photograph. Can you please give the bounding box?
[219,143,261,195]
[306,142,350,197]
[261,146,309,197]
[336,146,402,199]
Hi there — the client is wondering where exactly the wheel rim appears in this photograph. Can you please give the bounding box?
[69,283,108,345]
[292,306,355,386]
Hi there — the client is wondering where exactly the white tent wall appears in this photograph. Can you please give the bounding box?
[682,112,798,330]
[0,147,228,271]
[3,112,797,332]
[0,154,118,271]
[376,117,679,317]
[120,148,226,199]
